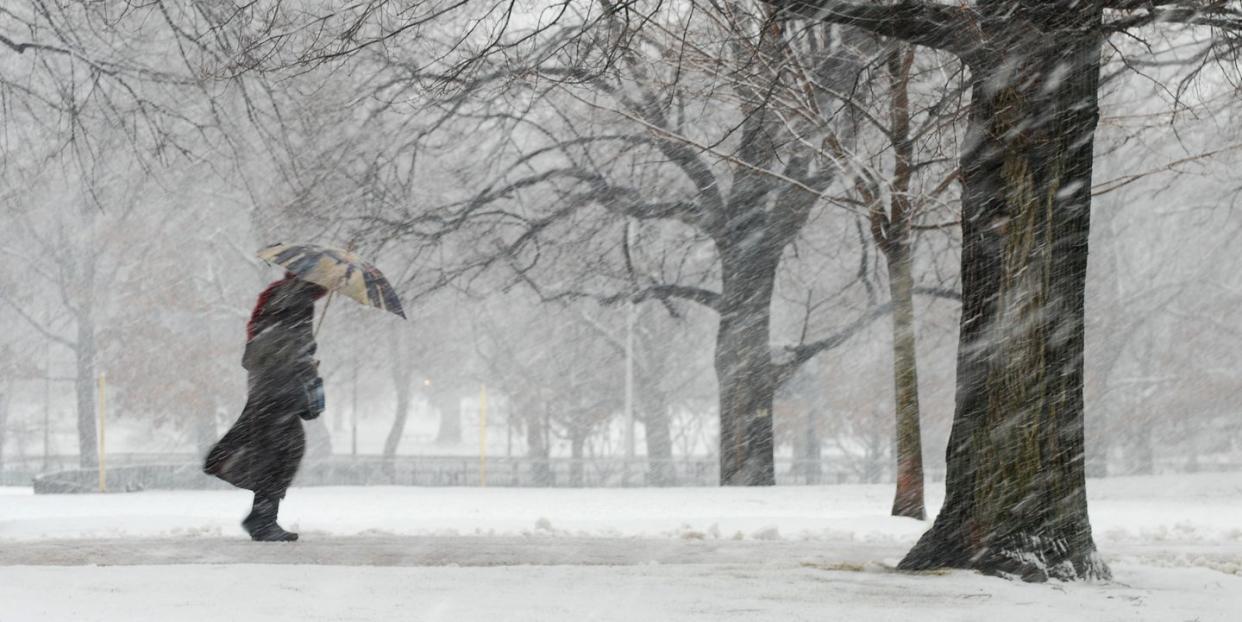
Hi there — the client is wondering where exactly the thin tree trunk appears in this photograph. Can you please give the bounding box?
[569,427,585,487]
[384,332,414,459]
[643,395,674,486]
[887,244,925,519]
[716,252,779,486]
[75,303,98,469]
[802,405,822,484]
[900,11,1109,581]
[526,400,552,486]
[865,44,926,518]
[383,372,411,458]
[75,210,100,469]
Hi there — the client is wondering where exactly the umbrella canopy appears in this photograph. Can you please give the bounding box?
[257,243,406,319]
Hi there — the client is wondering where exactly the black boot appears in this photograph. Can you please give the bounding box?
[242,495,299,542]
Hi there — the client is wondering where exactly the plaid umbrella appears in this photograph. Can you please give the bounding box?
[257,243,406,320]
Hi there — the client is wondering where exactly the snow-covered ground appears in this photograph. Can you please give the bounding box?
[2,473,1240,620]
[5,561,1236,622]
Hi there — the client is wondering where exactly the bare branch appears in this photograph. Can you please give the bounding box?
[769,0,982,56]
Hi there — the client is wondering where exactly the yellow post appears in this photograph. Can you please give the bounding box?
[479,384,488,487]
[97,371,106,493]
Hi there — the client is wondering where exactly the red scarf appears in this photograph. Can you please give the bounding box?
[246,273,328,341]
[246,274,294,342]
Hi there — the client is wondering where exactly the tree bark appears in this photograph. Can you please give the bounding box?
[715,248,779,486]
[899,9,1109,581]
[887,244,925,519]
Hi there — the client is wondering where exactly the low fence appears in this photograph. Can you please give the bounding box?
[17,454,918,493]
[32,463,232,494]
[1,453,195,486]
[13,452,1238,494]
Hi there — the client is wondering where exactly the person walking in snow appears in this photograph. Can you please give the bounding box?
[204,273,327,542]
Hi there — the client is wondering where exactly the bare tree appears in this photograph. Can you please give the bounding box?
[337,6,962,487]
[0,144,167,467]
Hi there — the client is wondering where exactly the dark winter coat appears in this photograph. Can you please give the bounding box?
[204,277,326,498]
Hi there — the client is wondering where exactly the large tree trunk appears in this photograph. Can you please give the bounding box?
[886,243,925,519]
[715,250,779,486]
[900,9,1109,581]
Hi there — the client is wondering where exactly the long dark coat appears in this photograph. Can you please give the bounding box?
[204,278,325,498]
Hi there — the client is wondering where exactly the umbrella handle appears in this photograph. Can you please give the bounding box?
[315,290,335,339]
[317,241,354,338]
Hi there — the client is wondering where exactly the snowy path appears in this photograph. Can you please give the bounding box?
[3,535,1239,572]
[0,535,907,567]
